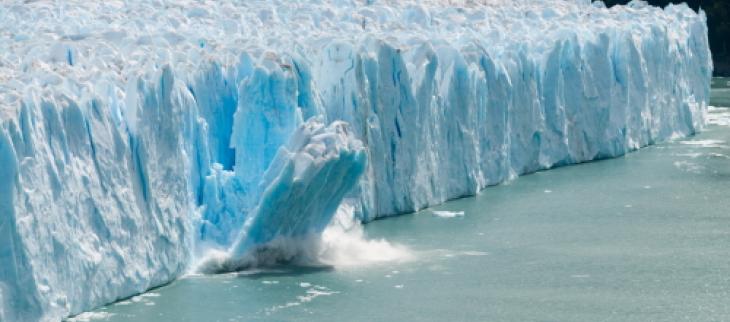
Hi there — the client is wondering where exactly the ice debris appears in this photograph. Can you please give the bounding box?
[0,0,712,321]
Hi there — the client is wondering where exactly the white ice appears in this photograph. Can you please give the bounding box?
[0,1,711,321]
[432,210,466,218]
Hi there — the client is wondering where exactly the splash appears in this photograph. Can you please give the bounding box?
[193,202,413,273]
[317,203,414,268]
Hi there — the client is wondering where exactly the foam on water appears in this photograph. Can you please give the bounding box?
[707,106,730,126]
[264,285,338,315]
[66,312,115,322]
[679,139,727,148]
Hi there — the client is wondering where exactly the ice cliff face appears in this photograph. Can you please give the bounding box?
[0,0,711,321]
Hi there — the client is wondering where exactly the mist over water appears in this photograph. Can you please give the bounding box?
[317,204,415,268]
[77,83,730,322]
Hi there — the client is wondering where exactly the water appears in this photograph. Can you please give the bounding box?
[712,77,730,107]
[78,82,730,322]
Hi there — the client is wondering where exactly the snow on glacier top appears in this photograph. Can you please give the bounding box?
[0,0,703,117]
[0,1,711,321]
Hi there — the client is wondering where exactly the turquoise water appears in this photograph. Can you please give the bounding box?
[712,77,730,107]
[78,84,730,322]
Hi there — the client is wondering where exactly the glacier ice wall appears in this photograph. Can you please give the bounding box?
[0,0,711,321]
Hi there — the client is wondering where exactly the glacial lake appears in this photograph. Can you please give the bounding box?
[77,80,730,322]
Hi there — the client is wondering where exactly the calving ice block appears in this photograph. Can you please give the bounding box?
[0,1,711,321]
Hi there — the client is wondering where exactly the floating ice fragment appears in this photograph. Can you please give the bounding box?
[460,251,489,256]
[432,210,465,218]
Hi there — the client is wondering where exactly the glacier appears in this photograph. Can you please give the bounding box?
[0,0,711,321]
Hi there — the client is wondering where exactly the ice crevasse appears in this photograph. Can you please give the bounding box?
[0,0,712,321]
